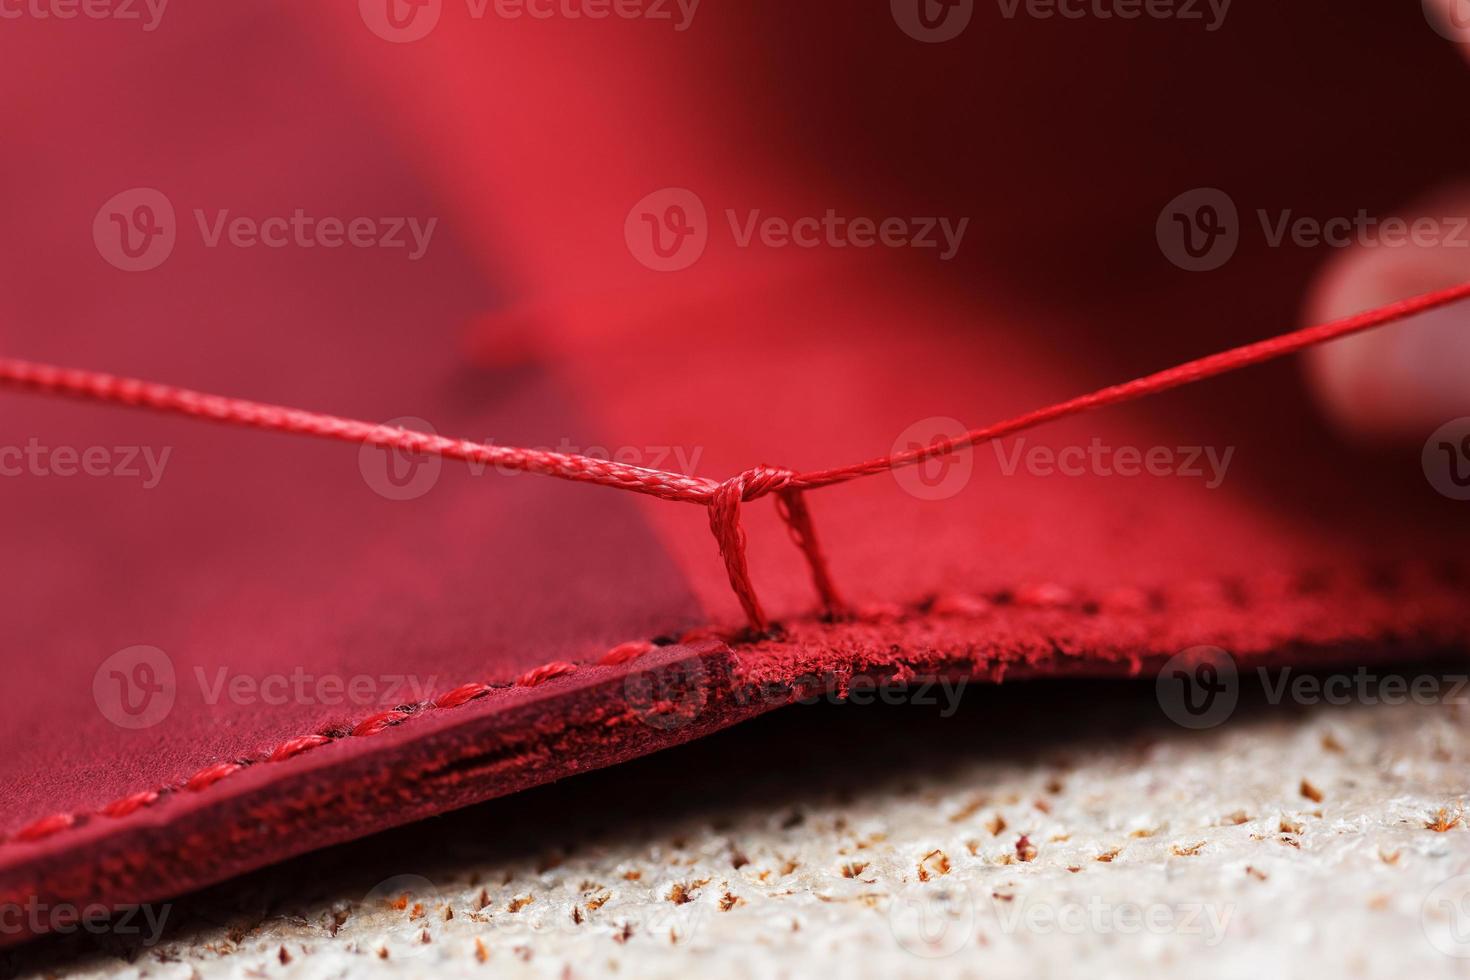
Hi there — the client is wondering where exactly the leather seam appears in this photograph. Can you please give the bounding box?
[4,560,1459,850]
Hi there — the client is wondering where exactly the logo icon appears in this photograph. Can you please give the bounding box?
[1156,188,1239,272]
[93,645,176,729]
[1424,418,1470,501]
[891,0,974,42]
[889,886,974,957]
[361,874,443,959]
[622,646,708,731]
[93,188,176,272]
[625,188,708,272]
[359,0,442,42]
[891,417,974,501]
[1425,0,1470,42]
[1156,645,1238,729]
[358,417,443,501]
[1423,874,1470,957]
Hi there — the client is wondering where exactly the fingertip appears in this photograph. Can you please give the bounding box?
[1303,191,1470,442]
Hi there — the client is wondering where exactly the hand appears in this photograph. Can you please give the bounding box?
[1305,13,1469,441]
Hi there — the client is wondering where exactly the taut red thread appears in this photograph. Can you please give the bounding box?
[2,280,1467,630]
[792,281,1470,490]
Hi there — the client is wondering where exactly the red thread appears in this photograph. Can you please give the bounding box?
[775,487,843,620]
[1014,583,1075,608]
[930,592,991,617]
[1,281,1465,631]
[353,709,412,737]
[435,682,493,709]
[707,467,793,632]
[185,761,243,792]
[268,734,333,762]
[516,661,577,687]
[14,813,75,842]
[600,640,655,665]
[99,791,161,819]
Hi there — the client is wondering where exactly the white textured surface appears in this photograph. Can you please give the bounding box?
[11,670,1470,979]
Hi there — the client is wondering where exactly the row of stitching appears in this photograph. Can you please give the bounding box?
[2,644,654,848]
[4,559,1461,850]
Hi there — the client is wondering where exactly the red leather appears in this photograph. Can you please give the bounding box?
[1,2,1467,947]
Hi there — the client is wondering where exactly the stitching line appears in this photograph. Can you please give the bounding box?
[6,561,1457,850]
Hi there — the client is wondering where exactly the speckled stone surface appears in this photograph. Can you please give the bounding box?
[9,662,1470,979]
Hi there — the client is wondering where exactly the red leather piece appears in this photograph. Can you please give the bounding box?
[2,2,1468,949]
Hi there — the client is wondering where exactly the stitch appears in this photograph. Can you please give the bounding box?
[600,640,655,666]
[929,593,991,617]
[14,813,76,842]
[353,709,412,738]
[100,790,161,819]
[516,661,578,687]
[1014,583,1074,608]
[268,734,333,762]
[186,761,244,792]
[435,682,493,709]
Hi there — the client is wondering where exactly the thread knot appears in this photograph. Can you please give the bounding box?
[707,466,841,634]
